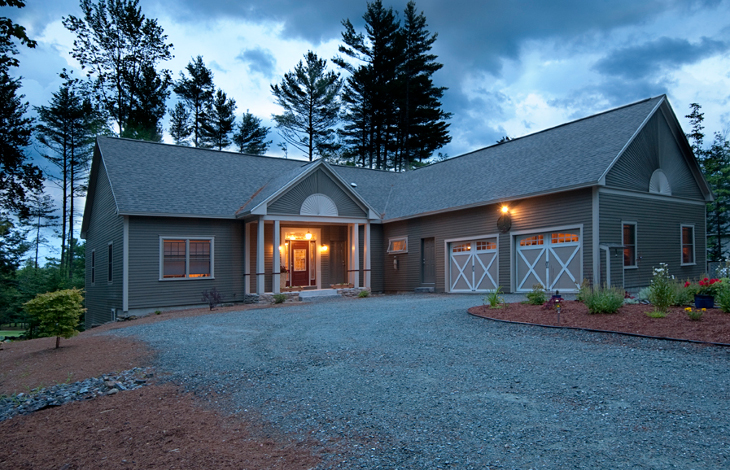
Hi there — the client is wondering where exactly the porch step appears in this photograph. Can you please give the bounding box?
[414,287,434,293]
[299,289,342,302]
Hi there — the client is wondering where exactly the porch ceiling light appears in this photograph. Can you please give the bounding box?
[305,231,312,240]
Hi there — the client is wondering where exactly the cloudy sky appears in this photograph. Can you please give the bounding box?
[4,0,730,258]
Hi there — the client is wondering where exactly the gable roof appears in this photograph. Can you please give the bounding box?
[82,95,709,231]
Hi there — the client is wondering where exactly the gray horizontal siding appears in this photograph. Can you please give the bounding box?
[84,163,124,328]
[382,188,595,293]
[605,112,705,200]
[268,169,366,217]
[128,217,244,308]
[599,192,706,288]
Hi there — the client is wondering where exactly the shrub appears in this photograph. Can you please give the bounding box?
[484,287,504,308]
[576,279,591,303]
[648,263,674,313]
[201,288,224,310]
[717,287,730,313]
[272,293,287,304]
[357,290,370,298]
[637,287,652,303]
[23,288,85,349]
[685,307,704,321]
[673,280,694,306]
[525,284,546,305]
[583,286,624,314]
[646,311,667,318]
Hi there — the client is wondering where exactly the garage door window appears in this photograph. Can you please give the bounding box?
[552,233,579,243]
[520,235,543,246]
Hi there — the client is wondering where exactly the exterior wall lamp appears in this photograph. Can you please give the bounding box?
[498,205,512,233]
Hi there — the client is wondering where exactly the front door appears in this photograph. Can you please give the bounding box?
[290,241,309,287]
[422,237,435,284]
[330,241,346,285]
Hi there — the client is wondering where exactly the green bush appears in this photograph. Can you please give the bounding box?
[637,287,652,302]
[717,287,730,313]
[272,293,287,304]
[525,284,546,305]
[484,287,504,308]
[23,288,85,349]
[583,286,624,314]
[357,290,370,298]
[575,279,591,303]
[648,263,674,313]
[685,307,704,321]
[673,280,694,306]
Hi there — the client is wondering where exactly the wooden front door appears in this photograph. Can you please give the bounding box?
[290,241,309,287]
[330,241,346,285]
[422,237,435,284]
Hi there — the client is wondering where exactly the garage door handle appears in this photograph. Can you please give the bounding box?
[546,261,549,268]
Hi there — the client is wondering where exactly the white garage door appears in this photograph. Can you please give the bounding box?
[449,238,498,292]
[516,230,581,292]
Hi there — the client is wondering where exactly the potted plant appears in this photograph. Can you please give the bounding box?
[685,278,723,309]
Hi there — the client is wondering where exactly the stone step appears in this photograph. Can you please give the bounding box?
[298,289,342,302]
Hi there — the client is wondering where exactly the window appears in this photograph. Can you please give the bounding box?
[623,223,637,268]
[476,240,496,251]
[551,233,579,244]
[681,225,695,265]
[387,237,408,254]
[452,243,471,253]
[108,243,113,282]
[161,238,213,279]
[520,235,543,247]
[91,250,95,284]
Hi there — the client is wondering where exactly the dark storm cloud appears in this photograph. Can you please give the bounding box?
[235,47,276,77]
[594,36,730,79]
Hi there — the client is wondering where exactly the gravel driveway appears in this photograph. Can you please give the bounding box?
[113,294,730,469]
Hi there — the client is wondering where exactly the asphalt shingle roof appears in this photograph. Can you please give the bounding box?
[93,96,666,222]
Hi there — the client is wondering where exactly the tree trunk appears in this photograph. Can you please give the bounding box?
[55,335,60,349]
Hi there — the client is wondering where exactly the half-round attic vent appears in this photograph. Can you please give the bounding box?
[300,193,339,216]
[649,169,671,196]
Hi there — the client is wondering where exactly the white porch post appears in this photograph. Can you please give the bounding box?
[273,220,280,293]
[256,218,265,295]
[244,222,251,295]
[364,222,371,289]
[352,223,360,288]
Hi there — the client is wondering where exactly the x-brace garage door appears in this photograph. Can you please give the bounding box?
[449,239,498,292]
[516,230,581,292]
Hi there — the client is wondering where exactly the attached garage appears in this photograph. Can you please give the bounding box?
[447,237,499,292]
[515,228,582,293]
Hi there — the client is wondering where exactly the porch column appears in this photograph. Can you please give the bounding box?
[364,222,371,289]
[351,223,360,288]
[273,220,280,293]
[256,218,265,295]
[244,222,251,295]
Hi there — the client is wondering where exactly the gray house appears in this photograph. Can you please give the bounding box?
[81,95,712,327]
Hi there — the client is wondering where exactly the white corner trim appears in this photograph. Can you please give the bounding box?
[123,216,129,312]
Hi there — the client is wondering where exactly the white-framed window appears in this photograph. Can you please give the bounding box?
[681,224,695,265]
[160,237,214,280]
[387,236,408,254]
[108,242,113,283]
[91,249,95,285]
[623,222,637,268]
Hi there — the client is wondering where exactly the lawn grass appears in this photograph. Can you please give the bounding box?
[0,330,24,337]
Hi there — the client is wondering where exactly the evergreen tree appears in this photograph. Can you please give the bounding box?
[233,112,271,155]
[202,89,236,150]
[686,103,705,158]
[35,72,99,278]
[169,102,192,145]
[63,0,173,139]
[271,51,342,161]
[20,190,59,269]
[174,56,215,147]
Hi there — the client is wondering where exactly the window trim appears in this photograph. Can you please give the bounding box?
[159,236,215,281]
[680,224,696,266]
[91,249,95,285]
[622,221,637,269]
[107,242,113,283]
[387,236,408,254]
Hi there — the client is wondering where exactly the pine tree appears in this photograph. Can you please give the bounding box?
[233,112,271,155]
[20,191,59,269]
[63,0,173,139]
[271,51,342,161]
[202,89,236,150]
[169,102,192,145]
[174,56,215,147]
[704,133,730,261]
[35,72,99,278]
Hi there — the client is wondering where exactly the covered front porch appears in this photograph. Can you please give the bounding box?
[243,218,373,295]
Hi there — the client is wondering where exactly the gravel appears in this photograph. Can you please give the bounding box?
[111,294,730,469]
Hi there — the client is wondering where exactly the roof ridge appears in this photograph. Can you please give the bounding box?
[417,95,664,170]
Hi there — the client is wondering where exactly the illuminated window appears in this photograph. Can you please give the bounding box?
[551,233,579,244]
[452,243,471,253]
[161,238,214,279]
[623,223,636,267]
[387,237,408,254]
[681,225,695,265]
[476,240,496,251]
[520,235,543,247]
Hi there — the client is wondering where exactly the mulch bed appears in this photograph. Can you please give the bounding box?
[468,301,730,344]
